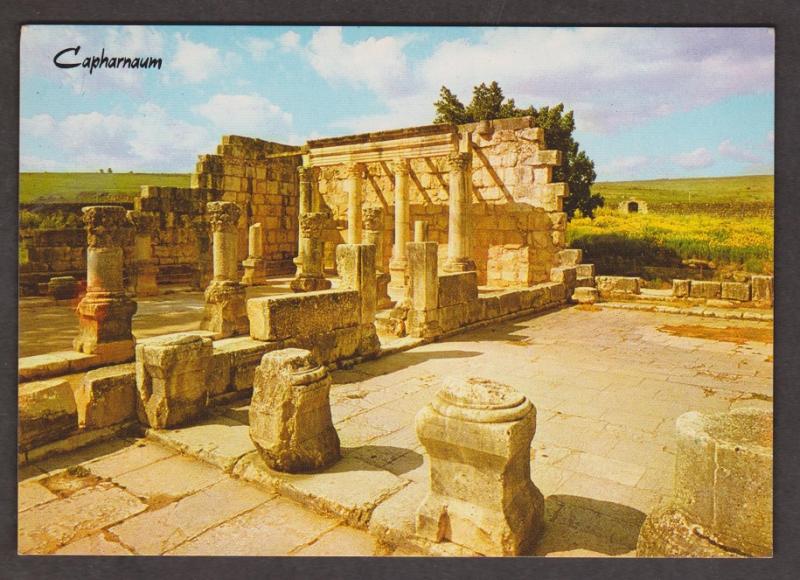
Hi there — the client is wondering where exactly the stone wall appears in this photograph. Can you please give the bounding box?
[191,135,301,275]
[309,117,567,285]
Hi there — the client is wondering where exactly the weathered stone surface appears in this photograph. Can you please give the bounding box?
[672,279,690,298]
[596,276,641,296]
[406,242,441,338]
[415,377,544,556]
[437,271,478,308]
[550,266,578,294]
[721,282,750,302]
[248,290,360,341]
[135,333,213,429]
[19,379,77,451]
[214,336,274,392]
[48,276,78,300]
[751,275,773,306]
[557,249,583,267]
[201,280,249,339]
[572,287,599,304]
[689,280,721,299]
[249,348,340,473]
[575,263,595,278]
[75,364,136,429]
[638,408,772,557]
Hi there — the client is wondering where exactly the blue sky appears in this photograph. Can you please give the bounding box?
[20,26,774,181]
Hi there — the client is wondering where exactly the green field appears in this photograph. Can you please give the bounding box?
[593,174,773,209]
[19,172,191,204]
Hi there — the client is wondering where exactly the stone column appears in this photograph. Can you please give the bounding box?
[444,152,476,273]
[135,333,213,428]
[414,220,428,242]
[191,218,213,290]
[298,165,314,215]
[127,210,158,297]
[363,207,393,310]
[241,222,268,286]
[389,159,410,289]
[416,377,545,556]
[74,206,138,362]
[290,212,332,292]
[249,348,340,472]
[346,162,365,244]
[335,243,380,356]
[405,241,440,338]
[200,201,249,338]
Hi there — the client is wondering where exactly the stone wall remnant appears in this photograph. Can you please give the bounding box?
[201,201,249,338]
[335,243,380,355]
[405,241,441,338]
[637,408,772,557]
[249,348,340,472]
[127,210,159,296]
[241,222,268,286]
[73,206,137,363]
[135,333,213,428]
[415,377,544,556]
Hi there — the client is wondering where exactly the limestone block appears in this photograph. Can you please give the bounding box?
[572,287,599,304]
[335,243,377,326]
[550,267,578,295]
[214,336,273,392]
[533,150,563,166]
[638,408,772,557]
[721,282,750,302]
[248,290,360,341]
[48,276,79,300]
[201,280,249,339]
[689,281,721,299]
[415,377,544,556]
[135,333,213,429]
[437,272,479,308]
[595,276,641,296]
[575,277,595,288]
[498,291,522,316]
[19,379,78,451]
[557,249,582,267]
[407,242,439,312]
[672,279,690,298]
[75,365,136,429]
[751,275,773,306]
[207,348,233,396]
[249,348,340,473]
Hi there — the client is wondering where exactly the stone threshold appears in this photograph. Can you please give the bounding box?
[601,301,773,321]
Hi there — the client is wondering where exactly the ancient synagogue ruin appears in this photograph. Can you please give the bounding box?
[18,116,772,557]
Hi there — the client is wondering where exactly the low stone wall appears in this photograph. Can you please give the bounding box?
[595,275,642,299]
[672,276,773,306]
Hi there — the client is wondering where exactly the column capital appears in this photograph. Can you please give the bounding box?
[299,212,327,239]
[82,205,128,248]
[392,158,410,176]
[297,164,312,181]
[447,152,471,172]
[206,201,241,233]
[362,206,384,232]
[126,210,157,235]
[346,162,367,179]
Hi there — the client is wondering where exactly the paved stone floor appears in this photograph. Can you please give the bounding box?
[17,305,773,556]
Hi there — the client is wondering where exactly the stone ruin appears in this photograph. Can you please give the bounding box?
[618,198,648,214]
[16,114,773,557]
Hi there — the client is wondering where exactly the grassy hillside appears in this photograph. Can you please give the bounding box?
[20,172,191,204]
[593,174,773,209]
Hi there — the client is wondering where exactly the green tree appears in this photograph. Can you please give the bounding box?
[432,83,603,219]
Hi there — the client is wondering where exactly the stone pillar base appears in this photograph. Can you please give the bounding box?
[290,276,333,293]
[132,263,159,297]
[376,272,394,310]
[388,259,408,289]
[241,257,268,286]
[73,292,137,361]
[442,258,477,274]
[637,504,744,558]
[200,281,249,339]
[250,348,340,473]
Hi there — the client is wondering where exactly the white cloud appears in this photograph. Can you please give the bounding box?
[672,147,715,169]
[607,155,652,175]
[242,37,273,61]
[718,139,764,164]
[306,27,773,135]
[306,27,414,96]
[278,31,301,52]
[20,104,215,172]
[192,94,293,137]
[172,34,225,83]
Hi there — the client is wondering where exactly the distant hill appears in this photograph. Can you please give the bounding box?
[19,172,191,204]
[593,174,774,208]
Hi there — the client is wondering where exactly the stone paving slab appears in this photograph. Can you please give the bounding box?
[113,454,224,501]
[144,415,255,473]
[233,450,409,529]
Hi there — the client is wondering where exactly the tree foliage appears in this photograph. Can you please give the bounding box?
[433,82,603,219]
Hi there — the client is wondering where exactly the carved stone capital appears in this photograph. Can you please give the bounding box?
[362,207,384,232]
[346,162,366,179]
[82,205,128,248]
[447,152,471,172]
[206,201,241,233]
[299,212,327,239]
[393,158,410,176]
